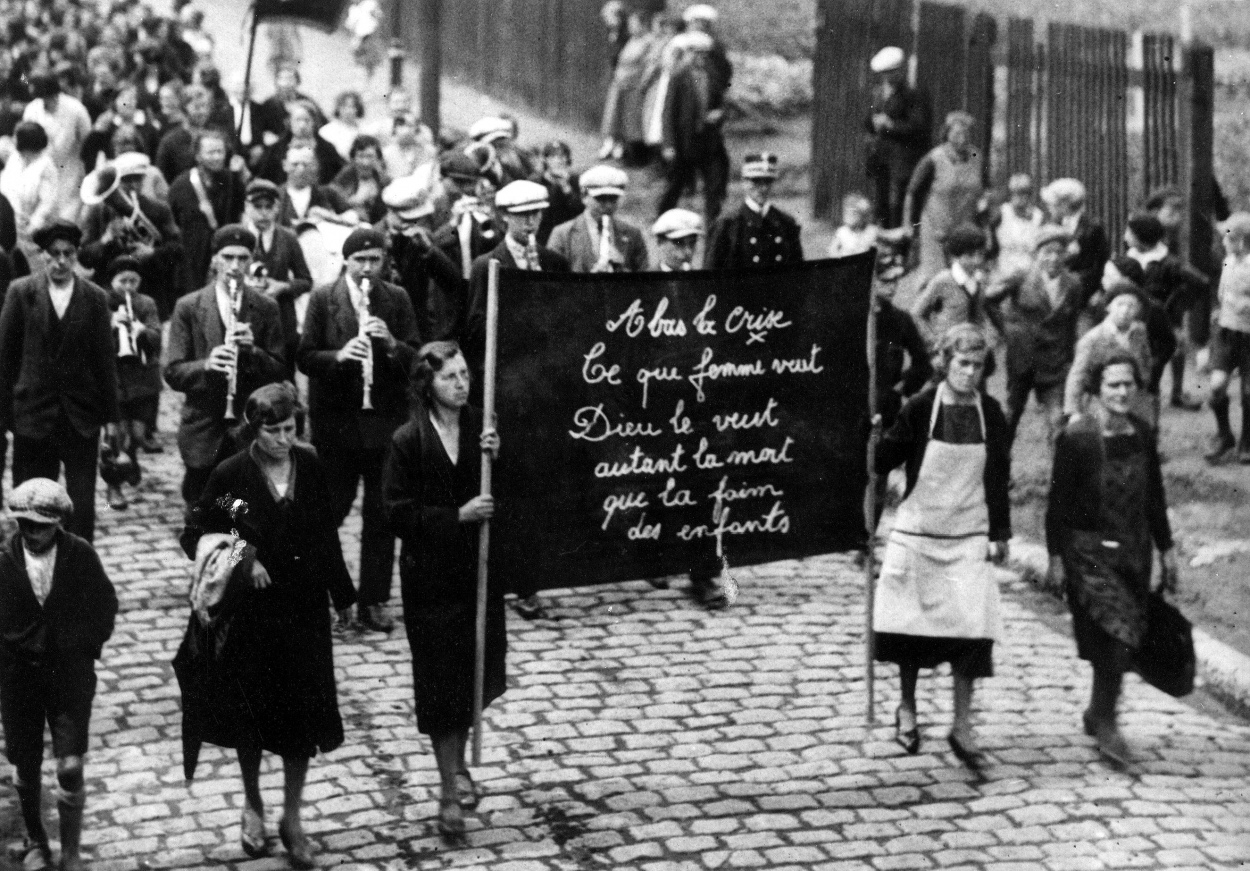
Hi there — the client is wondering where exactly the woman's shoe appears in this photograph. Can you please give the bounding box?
[947,730,985,770]
[240,807,268,858]
[278,817,314,870]
[106,485,128,510]
[894,706,921,755]
[437,798,466,838]
[455,769,479,810]
[1094,726,1133,768]
[1082,709,1098,737]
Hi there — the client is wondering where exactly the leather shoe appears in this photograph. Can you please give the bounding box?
[240,806,267,858]
[692,580,728,611]
[455,769,479,809]
[1082,709,1098,737]
[106,486,128,510]
[947,730,985,770]
[1095,725,1132,768]
[437,798,466,839]
[894,706,921,755]
[278,817,314,870]
[14,839,52,871]
[358,604,394,633]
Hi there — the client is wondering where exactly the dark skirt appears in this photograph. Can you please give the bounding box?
[1070,607,1135,673]
[875,632,994,678]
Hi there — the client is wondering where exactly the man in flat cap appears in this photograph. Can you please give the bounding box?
[0,221,120,542]
[547,165,648,273]
[0,478,117,871]
[165,224,286,506]
[866,46,931,229]
[168,129,248,290]
[244,178,314,378]
[297,228,421,633]
[652,208,705,272]
[379,170,466,343]
[682,4,733,108]
[468,115,537,186]
[433,151,505,282]
[706,152,804,270]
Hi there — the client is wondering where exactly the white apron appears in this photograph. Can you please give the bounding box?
[874,385,1001,640]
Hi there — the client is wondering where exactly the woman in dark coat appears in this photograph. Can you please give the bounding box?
[382,340,504,838]
[1046,352,1178,766]
[175,383,356,868]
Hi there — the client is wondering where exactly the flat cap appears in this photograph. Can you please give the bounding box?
[941,224,987,257]
[870,46,905,73]
[652,208,704,240]
[113,151,151,178]
[440,151,481,182]
[579,164,629,197]
[8,477,73,525]
[1033,224,1072,252]
[675,30,714,52]
[211,224,257,254]
[742,152,779,180]
[32,220,83,250]
[382,173,436,220]
[682,4,718,22]
[245,178,282,203]
[495,180,549,213]
[1041,178,1086,208]
[469,116,512,144]
[105,254,143,282]
[342,227,388,258]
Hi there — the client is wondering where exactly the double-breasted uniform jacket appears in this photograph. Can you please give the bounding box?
[706,202,804,270]
[0,273,120,438]
[296,275,421,452]
[164,283,286,469]
[989,266,1084,386]
[464,241,570,375]
[546,213,649,274]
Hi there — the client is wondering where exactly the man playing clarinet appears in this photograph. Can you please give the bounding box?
[164,225,286,507]
[297,228,421,634]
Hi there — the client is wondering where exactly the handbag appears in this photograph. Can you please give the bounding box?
[1133,592,1195,698]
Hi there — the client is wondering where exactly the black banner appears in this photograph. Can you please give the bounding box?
[492,254,874,591]
[252,0,350,31]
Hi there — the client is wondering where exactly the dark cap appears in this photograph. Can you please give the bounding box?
[105,254,142,282]
[211,224,257,254]
[342,228,388,259]
[245,178,281,203]
[941,224,987,258]
[32,220,82,250]
[1127,212,1165,247]
[439,152,480,182]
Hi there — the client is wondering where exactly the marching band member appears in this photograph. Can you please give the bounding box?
[164,225,286,507]
[433,152,503,282]
[0,222,121,543]
[244,178,314,378]
[168,129,247,292]
[706,152,803,270]
[297,228,421,634]
[651,208,704,271]
[547,164,648,273]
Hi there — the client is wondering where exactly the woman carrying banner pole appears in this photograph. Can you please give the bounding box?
[871,324,1010,769]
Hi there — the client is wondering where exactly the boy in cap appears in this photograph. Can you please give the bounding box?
[297,227,421,633]
[910,224,997,352]
[244,178,314,378]
[706,152,803,270]
[0,221,121,542]
[165,224,286,506]
[547,165,648,273]
[651,208,704,271]
[1205,213,1250,463]
[865,46,931,228]
[0,478,118,871]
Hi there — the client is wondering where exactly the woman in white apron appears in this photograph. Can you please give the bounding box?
[874,324,1011,768]
[991,173,1045,278]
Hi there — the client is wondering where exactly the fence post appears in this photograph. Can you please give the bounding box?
[1184,43,1216,345]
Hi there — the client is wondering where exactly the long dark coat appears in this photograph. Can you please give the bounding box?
[382,405,506,735]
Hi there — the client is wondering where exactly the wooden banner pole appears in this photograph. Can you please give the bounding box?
[472,259,500,766]
[864,283,882,725]
[238,5,261,142]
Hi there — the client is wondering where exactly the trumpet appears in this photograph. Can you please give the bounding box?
[223,277,242,420]
[358,278,374,410]
[116,287,138,360]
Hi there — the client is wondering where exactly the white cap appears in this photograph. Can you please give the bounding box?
[652,208,704,240]
[742,152,779,180]
[682,4,718,22]
[676,30,715,52]
[468,116,512,144]
[579,164,628,197]
[382,166,436,220]
[113,151,151,178]
[495,180,549,213]
[870,46,905,74]
[1041,177,1087,208]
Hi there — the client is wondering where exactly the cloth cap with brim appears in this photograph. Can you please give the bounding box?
[652,208,704,240]
[870,46,905,73]
[1041,177,1086,208]
[8,477,72,525]
[32,221,82,250]
[942,225,986,257]
[113,151,151,178]
[212,224,257,254]
[245,179,281,203]
[1033,225,1071,252]
[342,228,388,258]
[1219,212,1250,243]
[742,152,779,180]
[105,254,143,283]
[579,165,628,197]
[496,180,549,213]
[469,116,512,143]
[382,175,436,220]
[676,31,714,52]
[1104,280,1148,308]
[682,3,718,22]
[440,152,481,182]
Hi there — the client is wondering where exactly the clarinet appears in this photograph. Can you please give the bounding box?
[526,233,541,271]
[223,277,242,420]
[359,278,374,410]
[117,288,137,359]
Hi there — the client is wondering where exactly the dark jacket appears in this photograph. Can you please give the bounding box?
[107,287,163,402]
[989,266,1084,385]
[256,133,345,186]
[0,274,121,437]
[383,229,466,343]
[875,300,933,423]
[252,224,314,374]
[78,193,182,273]
[464,241,570,372]
[276,185,351,228]
[875,384,1011,542]
[706,203,803,270]
[536,174,582,245]
[1068,214,1110,306]
[661,61,716,161]
[296,275,421,451]
[0,530,117,662]
[864,83,932,177]
[168,167,247,289]
[546,212,649,274]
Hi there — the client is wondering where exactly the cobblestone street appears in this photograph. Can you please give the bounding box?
[0,394,1246,871]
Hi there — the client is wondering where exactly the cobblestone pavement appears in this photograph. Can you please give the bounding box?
[0,390,1247,871]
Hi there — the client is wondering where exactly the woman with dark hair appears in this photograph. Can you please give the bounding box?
[381,341,504,838]
[331,134,389,224]
[0,120,57,260]
[320,91,366,161]
[176,382,356,868]
[536,139,582,244]
[873,323,1010,769]
[1046,352,1177,766]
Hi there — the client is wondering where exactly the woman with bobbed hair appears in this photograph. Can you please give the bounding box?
[1046,352,1177,766]
[904,110,985,280]
[382,341,504,838]
[176,382,356,868]
[872,324,1011,769]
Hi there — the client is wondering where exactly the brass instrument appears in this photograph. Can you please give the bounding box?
[117,188,162,249]
[358,278,374,410]
[81,165,162,253]
[223,277,242,420]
